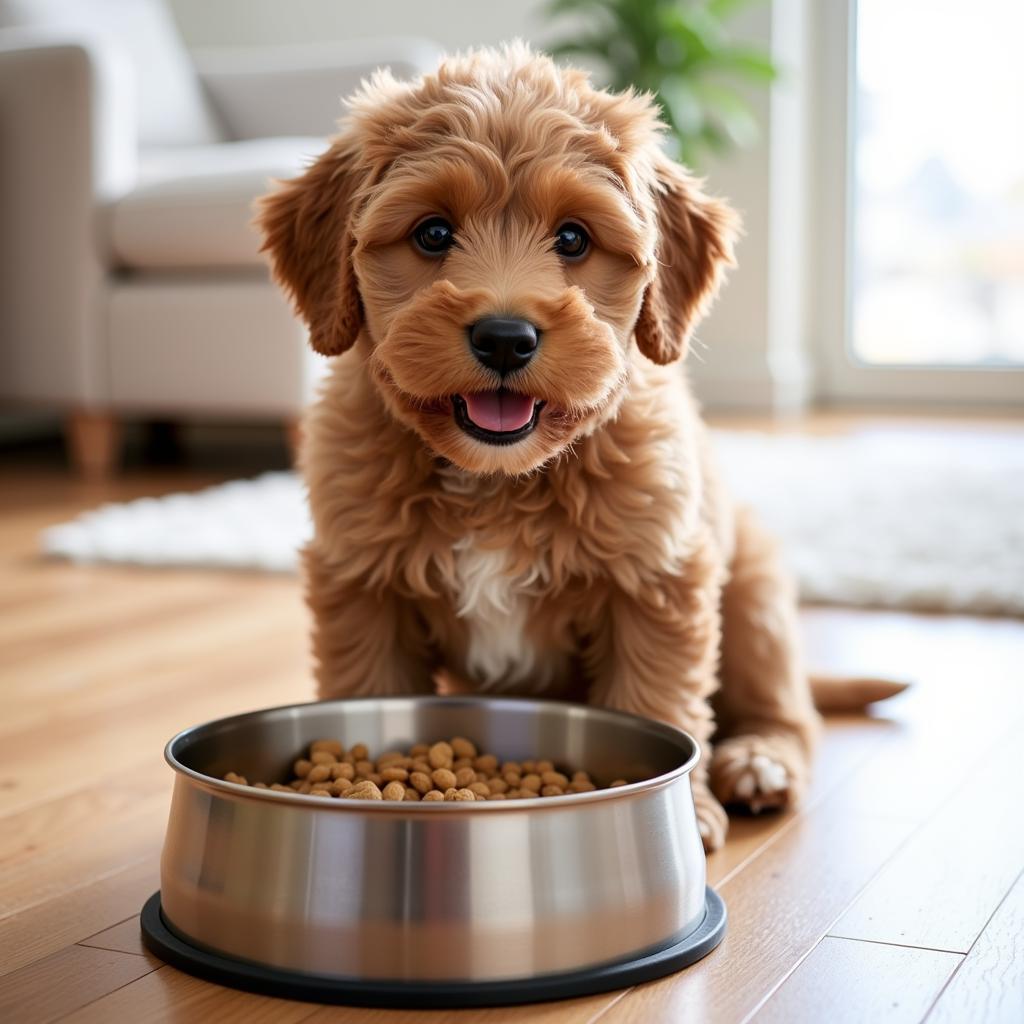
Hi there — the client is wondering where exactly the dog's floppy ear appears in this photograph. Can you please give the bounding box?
[256,140,364,356]
[634,156,739,365]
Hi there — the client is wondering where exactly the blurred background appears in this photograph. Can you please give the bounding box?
[1,0,1021,478]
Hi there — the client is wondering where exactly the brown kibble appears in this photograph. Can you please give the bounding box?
[311,739,344,756]
[541,770,569,788]
[349,780,383,800]
[610,779,629,788]
[451,736,478,759]
[569,780,596,793]
[231,737,633,804]
[428,741,454,770]
[520,773,542,792]
[409,771,434,795]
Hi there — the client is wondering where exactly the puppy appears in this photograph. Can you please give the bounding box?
[257,44,819,850]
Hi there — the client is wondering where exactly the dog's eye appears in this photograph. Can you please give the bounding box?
[413,217,454,255]
[553,222,589,259]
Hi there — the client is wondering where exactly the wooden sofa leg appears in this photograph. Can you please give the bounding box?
[66,411,122,480]
[285,417,303,467]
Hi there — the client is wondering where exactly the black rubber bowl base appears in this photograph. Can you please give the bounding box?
[140,888,725,1009]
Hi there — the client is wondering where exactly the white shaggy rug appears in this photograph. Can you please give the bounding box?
[42,431,1024,616]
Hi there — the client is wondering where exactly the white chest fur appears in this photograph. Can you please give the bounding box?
[450,536,549,690]
[438,464,556,691]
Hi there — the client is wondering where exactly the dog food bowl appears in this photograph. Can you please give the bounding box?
[142,696,725,1007]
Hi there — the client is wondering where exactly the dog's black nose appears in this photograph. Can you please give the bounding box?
[468,317,539,375]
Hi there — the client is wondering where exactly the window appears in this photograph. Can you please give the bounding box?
[854,0,1024,367]
[813,1,1024,402]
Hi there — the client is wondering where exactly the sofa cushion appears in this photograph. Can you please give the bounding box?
[103,137,328,269]
[0,0,223,147]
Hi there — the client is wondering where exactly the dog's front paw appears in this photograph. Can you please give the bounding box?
[710,735,807,815]
[692,783,729,852]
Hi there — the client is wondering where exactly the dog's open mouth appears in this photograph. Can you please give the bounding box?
[452,391,543,445]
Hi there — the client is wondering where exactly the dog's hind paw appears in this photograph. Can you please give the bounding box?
[710,735,807,815]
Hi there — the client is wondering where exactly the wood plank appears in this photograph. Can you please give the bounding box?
[705,714,895,888]
[57,965,318,1024]
[801,609,1024,823]
[0,811,163,923]
[753,936,961,1023]
[0,657,305,923]
[79,916,147,958]
[926,870,1024,1024]
[597,804,914,1023]
[0,859,158,977]
[830,733,1024,952]
[0,942,158,1024]
[298,991,628,1024]
[0,639,308,821]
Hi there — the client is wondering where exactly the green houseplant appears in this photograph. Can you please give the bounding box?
[544,0,776,167]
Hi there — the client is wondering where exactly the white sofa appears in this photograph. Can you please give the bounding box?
[0,0,440,475]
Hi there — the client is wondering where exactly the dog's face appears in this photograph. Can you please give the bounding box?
[258,46,736,475]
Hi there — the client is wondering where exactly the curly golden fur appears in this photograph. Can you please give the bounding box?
[257,44,819,850]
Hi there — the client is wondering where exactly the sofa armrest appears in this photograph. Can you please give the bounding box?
[192,37,443,140]
[0,29,137,406]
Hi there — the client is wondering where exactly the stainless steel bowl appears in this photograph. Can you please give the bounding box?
[159,696,709,985]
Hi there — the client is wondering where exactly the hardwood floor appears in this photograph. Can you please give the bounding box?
[1,422,1022,1023]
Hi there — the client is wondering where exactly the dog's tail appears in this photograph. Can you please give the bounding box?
[809,674,910,713]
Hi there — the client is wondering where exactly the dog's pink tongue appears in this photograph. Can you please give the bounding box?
[462,391,535,432]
